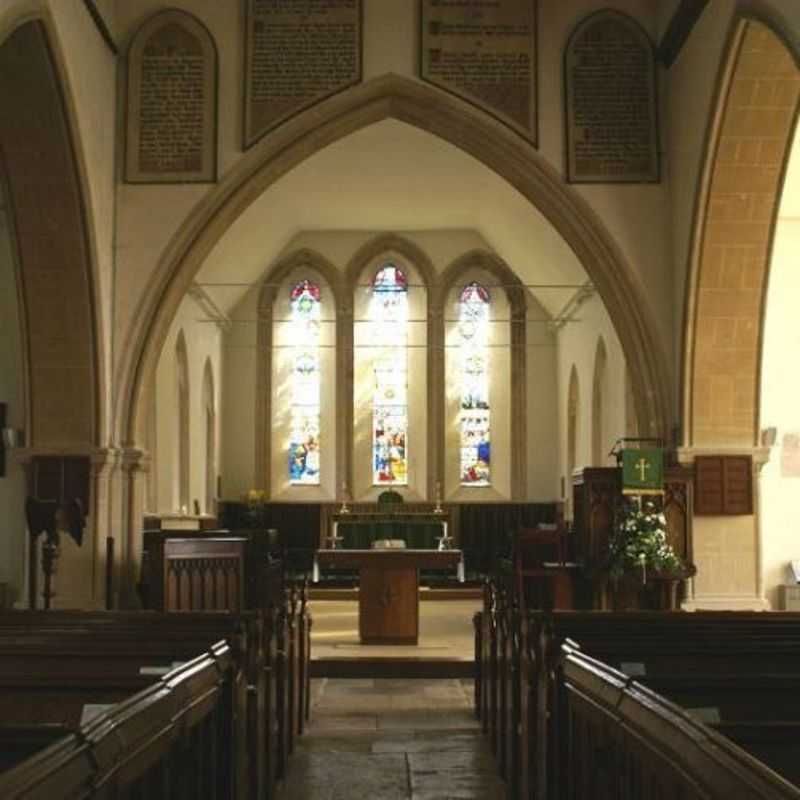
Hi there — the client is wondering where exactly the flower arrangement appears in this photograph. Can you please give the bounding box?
[607,497,683,581]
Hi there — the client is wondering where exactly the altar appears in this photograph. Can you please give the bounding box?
[313,549,464,644]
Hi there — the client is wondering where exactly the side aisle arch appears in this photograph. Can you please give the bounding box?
[684,16,800,447]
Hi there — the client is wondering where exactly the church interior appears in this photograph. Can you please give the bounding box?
[1,0,800,797]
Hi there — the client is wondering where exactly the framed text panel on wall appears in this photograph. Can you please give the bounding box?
[125,10,218,184]
[243,0,363,149]
[419,0,538,146]
[564,10,660,183]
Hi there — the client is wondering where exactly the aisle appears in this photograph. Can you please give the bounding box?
[276,677,506,799]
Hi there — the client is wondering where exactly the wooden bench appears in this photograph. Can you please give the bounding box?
[0,610,281,798]
[0,645,241,799]
[557,643,800,799]
[476,595,800,799]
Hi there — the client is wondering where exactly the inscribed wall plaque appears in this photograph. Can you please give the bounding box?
[125,11,217,183]
[420,0,537,144]
[244,0,362,148]
[565,11,659,183]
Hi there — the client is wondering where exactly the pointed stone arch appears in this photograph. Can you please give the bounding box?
[118,74,671,457]
[684,17,800,447]
[0,19,101,448]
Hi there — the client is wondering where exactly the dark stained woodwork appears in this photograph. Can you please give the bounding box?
[476,600,800,799]
[140,528,283,611]
[0,643,239,799]
[571,465,695,608]
[164,537,246,612]
[695,455,753,515]
[316,549,462,644]
[359,566,418,644]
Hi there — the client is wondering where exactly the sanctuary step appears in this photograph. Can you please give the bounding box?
[275,678,506,800]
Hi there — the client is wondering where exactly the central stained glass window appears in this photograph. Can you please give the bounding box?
[370,264,408,485]
[459,282,491,485]
[288,280,321,485]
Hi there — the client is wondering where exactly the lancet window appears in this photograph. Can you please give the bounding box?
[288,280,321,484]
[370,264,409,485]
[458,282,491,485]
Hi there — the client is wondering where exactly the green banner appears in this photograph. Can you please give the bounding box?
[622,448,663,495]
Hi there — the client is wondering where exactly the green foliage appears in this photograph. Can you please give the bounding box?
[607,498,682,579]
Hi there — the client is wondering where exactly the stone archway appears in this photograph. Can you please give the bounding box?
[684,17,800,447]
[118,75,671,453]
[114,74,675,595]
[681,15,800,610]
[0,18,103,607]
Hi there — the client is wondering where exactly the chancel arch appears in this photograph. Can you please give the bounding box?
[121,74,670,470]
[118,76,672,595]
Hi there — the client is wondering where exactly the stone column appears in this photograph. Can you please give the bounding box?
[118,447,148,608]
[338,299,354,501]
[89,448,119,609]
[677,445,771,611]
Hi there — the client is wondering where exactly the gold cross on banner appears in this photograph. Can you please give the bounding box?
[636,458,651,482]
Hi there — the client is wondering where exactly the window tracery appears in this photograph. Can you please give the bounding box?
[458,282,491,485]
[288,280,321,484]
[369,264,409,485]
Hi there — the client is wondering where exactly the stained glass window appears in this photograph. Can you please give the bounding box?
[370,264,408,485]
[459,282,490,485]
[288,280,321,485]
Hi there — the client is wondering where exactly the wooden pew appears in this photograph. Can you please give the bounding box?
[557,643,800,799]
[0,611,273,798]
[0,645,241,799]
[475,594,800,799]
[0,725,70,773]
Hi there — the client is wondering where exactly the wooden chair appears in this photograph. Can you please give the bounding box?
[512,525,573,610]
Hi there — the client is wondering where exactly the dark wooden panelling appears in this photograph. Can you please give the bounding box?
[695,455,752,515]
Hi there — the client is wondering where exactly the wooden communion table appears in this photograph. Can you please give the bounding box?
[313,549,464,644]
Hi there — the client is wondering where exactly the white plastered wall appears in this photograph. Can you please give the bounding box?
[556,295,629,501]
[153,295,222,515]
[760,131,800,610]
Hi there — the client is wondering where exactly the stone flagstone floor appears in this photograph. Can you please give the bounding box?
[276,677,507,799]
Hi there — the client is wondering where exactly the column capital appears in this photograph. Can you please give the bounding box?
[676,445,772,469]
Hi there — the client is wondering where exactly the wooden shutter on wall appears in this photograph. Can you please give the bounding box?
[694,455,752,515]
